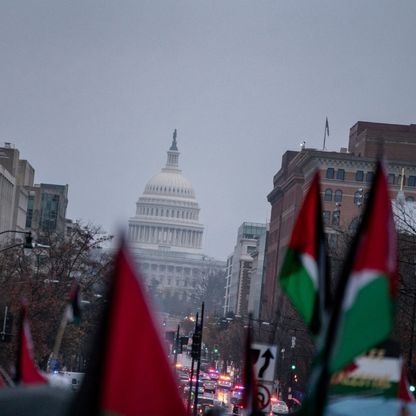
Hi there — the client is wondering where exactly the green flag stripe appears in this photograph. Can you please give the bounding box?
[330,276,393,373]
[280,248,317,325]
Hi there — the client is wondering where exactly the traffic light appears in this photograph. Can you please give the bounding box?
[213,344,219,354]
[179,336,189,353]
[291,364,296,370]
[191,329,202,359]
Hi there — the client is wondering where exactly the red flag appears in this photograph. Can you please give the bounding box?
[16,305,48,385]
[66,280,82,325]
[398,363,415,403]
[72,241,186,416]
[242,323,259,414]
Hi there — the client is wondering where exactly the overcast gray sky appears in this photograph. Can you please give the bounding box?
[1,1,415,260]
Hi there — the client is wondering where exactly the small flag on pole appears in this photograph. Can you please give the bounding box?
[66,281,81,325]
[15,305,48,386]
[323,117,330,150]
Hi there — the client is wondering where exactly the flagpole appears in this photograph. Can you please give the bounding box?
[173,324,180,369]
[48,311,68,371]
[323,118,329,151]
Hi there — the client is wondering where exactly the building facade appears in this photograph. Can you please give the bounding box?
[25,183,69,237]
[128,132,225,309]
[261,121,416,323]
[223,222,268,318]
[0,143,35,239]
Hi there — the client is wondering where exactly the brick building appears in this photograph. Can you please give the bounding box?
[261,121,416,323]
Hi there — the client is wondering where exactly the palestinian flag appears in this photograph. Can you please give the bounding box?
[280,171,329,335]
[71,240,186,416]
[242,321,260,415]
[66,281,81,325]
[15,305,48,385]
[329,162,398,373]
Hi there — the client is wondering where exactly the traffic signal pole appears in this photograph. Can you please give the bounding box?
[187,312,198,416]
[193,302,204,416]
[173,324,180,370]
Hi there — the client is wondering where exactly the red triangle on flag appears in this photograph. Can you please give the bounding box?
[72,241,186,416]
[398,362,415,403]
[16,305,48,385]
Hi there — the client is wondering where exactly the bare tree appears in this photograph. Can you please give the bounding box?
[0,223,113,373]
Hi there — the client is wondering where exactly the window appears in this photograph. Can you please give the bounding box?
[354,191,363,205]
[408,176,416,187]
[332,210,340,226]
[25,195,34,228]
[388,174,395,184]
[323,211,330,225]
[355,170,364,181]
[247,246,257,255]
[334,190,343,203]
[326,168,335,179]
[366,171,374,183]
[349,217,361,232]
[328,233,338,250]
[324,189,333,201]
[336,169,345,180]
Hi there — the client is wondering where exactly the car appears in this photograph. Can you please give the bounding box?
[208,368,220,380]
[217,375,232,389]
[203,380,217,393]
[270,400,289,415]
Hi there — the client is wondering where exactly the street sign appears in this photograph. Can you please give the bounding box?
[251,343,277,382]
[257,383,271,410]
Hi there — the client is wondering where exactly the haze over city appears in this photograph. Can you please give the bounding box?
[1,1,415,259]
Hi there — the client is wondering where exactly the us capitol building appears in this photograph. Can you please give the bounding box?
[128,131,225,309]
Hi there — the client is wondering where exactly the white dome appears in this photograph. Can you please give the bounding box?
[128,131,204,255]
[144,170,195,199]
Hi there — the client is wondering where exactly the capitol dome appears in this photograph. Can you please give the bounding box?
[144,171,195,199]
[128,130,204,254]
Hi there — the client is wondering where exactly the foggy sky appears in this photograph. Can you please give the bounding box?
[1,1,415,259]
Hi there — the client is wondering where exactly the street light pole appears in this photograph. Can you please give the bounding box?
[0,230,33,253]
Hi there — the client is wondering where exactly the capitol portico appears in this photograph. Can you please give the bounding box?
[128,131,225,311]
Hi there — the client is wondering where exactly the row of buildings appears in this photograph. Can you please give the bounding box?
[130,121,416,322]
[0,143,69,244]
[223,121,416,324]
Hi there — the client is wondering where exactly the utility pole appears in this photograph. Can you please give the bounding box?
[187,312,198,416]
[173,324,180,370]
[193,302,204,416]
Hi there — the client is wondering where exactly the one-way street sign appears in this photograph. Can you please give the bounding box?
[251,343,277,382]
